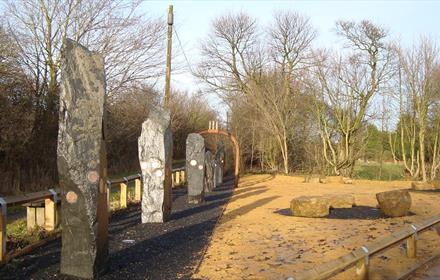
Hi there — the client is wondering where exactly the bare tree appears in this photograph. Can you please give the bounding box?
[4,0,166,98]
[311,20,392,176]
[197,11,316,174]
[399,38,440,181]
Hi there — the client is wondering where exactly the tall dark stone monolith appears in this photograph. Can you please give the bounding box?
[58,39,108,278]
[204,150,215,192]
[215,141,225,186]
[138,107,173,223]
[186,133,205,203]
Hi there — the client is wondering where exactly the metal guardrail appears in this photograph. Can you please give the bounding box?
[293,215,440,280]
[0,166,186,262]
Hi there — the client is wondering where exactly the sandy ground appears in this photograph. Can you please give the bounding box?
[193,174,440,280]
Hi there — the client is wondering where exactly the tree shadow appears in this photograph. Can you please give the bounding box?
[171,188,268,221]
[221,195,280,222]
[238,173,275,188]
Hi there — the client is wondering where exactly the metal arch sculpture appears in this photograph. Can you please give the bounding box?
[198,125,240,188]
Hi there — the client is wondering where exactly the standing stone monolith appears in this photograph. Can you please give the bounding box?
[186,133,205,203]
[138,107,173,223]
[215,141,225,186]
[204,150,215,192]
[58,39,108,278]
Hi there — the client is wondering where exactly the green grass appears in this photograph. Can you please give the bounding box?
[6,219,53,251]
[353,161,405,181]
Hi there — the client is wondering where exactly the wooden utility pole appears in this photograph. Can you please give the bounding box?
[164,5,173,108]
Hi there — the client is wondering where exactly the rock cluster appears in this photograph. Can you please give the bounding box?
[290,194,355,218]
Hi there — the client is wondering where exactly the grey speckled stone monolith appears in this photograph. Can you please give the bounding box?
[186,133,205,203]
[215,142,225,186]
[138,107,172,223]
[204,151,215,192]
[58,39,108,278]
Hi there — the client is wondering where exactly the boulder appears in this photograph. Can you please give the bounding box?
[341,177,353,184]
[376,190,412,217]
[290,196,330,218]
[411,181,436,191]
[327,194,355,209]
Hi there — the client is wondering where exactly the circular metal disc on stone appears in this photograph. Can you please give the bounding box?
[66,191,78,203]
[190,160,197,166]
[140,161,148,170]
[155,170,163,177]
[198,165,203,170]
[87,171,99,183]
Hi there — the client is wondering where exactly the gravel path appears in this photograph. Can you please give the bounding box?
[0,177,234,280]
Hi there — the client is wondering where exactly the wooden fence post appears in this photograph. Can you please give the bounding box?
[120,179,128,208]
[134,178,141,202]
[356,247,369,280]
[107,180,111,212]
[44,189,58,231]
[0,197,6,262]
[181,170,185,184]
[407,225,417,258]
[175,171,181,185]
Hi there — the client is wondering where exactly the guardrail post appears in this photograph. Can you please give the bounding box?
[44,189,58,231]
[134,176,141,202]
[175,171,181,185]
[106,180,111,212]
[407,225,417,258]
[356,247,369,280]
[120,177,128,209]
[0,197,6,262]
[181,170,185,184]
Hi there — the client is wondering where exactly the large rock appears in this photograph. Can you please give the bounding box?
[138,107,173,223]
[327,194,355,208]
[411,181,436,191]
[204,150,215,192]
[186,133,205,204]
[215,142,225,187]
[290,196,330,218]
[376,190,412,217]
[58,39,108,278]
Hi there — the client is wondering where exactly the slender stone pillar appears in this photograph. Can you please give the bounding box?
[186,133,205,203]
[58,39,108,278]
[204,151,215,192]
[138,108,172,223]
[215,142,225,186]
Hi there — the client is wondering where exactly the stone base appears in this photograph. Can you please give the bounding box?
[411,181,436,191]
[290,196,330,218]
[376,190,412,217]
[188,195,204,204]
[341,177,353,184]
[328,194,355,208]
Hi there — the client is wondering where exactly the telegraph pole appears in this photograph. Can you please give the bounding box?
[164,5,173,108]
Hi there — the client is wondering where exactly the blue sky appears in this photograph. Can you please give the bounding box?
[141,0,440,111]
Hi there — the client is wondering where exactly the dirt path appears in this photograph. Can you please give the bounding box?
[193,174,440,280]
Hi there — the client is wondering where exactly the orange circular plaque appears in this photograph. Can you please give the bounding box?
[87,171,99,183]
[66,191,78,203]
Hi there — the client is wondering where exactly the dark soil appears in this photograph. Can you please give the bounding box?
[0,177,235,280]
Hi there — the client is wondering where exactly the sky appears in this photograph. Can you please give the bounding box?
[141,0,440,113]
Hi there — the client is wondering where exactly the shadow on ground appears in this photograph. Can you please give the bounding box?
[0,176,245,280]
[274,206,414,220]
